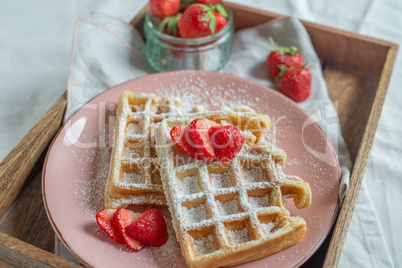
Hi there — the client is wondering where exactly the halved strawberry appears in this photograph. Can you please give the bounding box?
[126,207,168,247]
[209,125,243,162]
[114,208,145,251]
[170,125,196,158]
[96,209,124,244]
[186,119,220,162]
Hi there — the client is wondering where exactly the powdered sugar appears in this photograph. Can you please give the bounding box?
[217,198,240,216]
[210,172,232,188]
[182,203,208,224]
[193,234,216,256]
[178,175,201,196]
[227,227,250,245]
[243,167,265,183]
[249,195,270,208]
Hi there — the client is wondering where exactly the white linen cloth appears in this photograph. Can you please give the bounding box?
[63,5,351,266]
[1,0,401,267]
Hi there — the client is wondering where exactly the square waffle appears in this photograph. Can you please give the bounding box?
[105,91,204,208]
[154,110,311,268]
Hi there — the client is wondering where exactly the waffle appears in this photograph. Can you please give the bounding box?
[105,91,204,208]
[154,110,311,268]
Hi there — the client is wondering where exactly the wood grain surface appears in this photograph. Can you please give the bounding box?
[0,3,398,267]
[0,93,66,219]
[0,232,80,268]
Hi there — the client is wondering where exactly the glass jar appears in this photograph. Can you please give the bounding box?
[144,6,234,72]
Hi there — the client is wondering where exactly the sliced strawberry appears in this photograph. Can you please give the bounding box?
[170,125,196,158]
[126,207,168,247]
[209,125,243,162]
[96,209,124,244]
[186,119,220,162]
[114,208,145,251]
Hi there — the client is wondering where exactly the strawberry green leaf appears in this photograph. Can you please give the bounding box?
[215,4,228,18]
[158,18,169,33]
[193,3,210,12]
[200,11,213,22]
[209,16,216,34]
[275,64,290,83]
[269,36,277,49]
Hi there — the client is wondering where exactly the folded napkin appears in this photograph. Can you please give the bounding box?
[61,9,389,268]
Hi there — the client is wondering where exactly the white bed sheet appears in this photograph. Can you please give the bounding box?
[1,0,400,267]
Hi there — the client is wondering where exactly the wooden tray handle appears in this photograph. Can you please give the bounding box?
[0,92,67,219]
[0,232,81,268]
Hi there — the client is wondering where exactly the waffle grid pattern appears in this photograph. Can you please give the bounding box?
[105,91,203,208]
[155,112,311,268]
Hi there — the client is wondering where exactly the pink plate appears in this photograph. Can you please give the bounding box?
[42,71,340,268]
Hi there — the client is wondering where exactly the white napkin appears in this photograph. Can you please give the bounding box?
[62,10,377,266]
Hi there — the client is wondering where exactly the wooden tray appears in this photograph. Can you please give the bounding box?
[0,2,397,267]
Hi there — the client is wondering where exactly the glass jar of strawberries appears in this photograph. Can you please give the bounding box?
[144,0,234,72]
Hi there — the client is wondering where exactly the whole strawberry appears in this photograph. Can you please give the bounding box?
[127,207,168,247]
[158,13,182,37]
[209,125,243,163]
[266,37,303,81]
[178,4,228,38]
[277,65,312,102]
[149,0,181,18]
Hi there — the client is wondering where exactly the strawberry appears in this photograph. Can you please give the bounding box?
[114,208,145,251]
[186,119,220,162]
[178,3,228,38]
[170,125,196,158]
[277,65,312,102]
[126,207,168,247]
[209,125,243,162]
[158,13,181,37]
[266,36,303,81]
[149,0,181,18]
[96,209,124,244]
[194,0,222,4]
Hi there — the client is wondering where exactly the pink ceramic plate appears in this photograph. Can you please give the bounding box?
[43,71,340,268]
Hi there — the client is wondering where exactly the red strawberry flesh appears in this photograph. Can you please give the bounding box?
[209,125,243,162]
[194,0,223,4]
[170,125,196,158]
[186,119,220,162]
[114,208,145,251]
[96,209,124,244]
[277,67,312,102]
[126,207,168,247]
[149,0,181,18]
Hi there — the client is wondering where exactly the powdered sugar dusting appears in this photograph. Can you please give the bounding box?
[217,198,240,216]
[243,167,265,183]
[178,175,201,196]
[193,234,216,256]
[72,146,111,216]
[210,172,232,188]
[261,222,275,235]
[183,204,208,224]
[228,228,250,246]
[249,195,270,208]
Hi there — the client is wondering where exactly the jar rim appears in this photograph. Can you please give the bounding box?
[144,4,234,46]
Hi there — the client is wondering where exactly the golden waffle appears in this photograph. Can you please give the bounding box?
[105,91,204,208]
[154,110,311,268]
